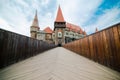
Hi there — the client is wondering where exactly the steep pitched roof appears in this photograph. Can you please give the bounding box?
[44,27,53,34]
[66,22,83,33]
[55,6,65,22]
[32,10,40,29]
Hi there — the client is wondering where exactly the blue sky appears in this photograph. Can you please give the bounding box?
[0,0,120,36]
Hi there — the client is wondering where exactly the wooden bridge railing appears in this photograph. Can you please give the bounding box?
[63,23,120,72]
[0,29,56,68]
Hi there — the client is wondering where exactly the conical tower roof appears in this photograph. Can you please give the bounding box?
[32,10,40,29]
[55,6,65,22]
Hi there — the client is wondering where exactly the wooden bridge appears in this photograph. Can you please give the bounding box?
[0,23,120,80]
[0,47,120,80]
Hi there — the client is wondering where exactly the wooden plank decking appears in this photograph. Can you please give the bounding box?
[0,47,120,80]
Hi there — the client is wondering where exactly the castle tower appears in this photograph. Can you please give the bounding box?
[30,10,40,39]
[54,6,66,46]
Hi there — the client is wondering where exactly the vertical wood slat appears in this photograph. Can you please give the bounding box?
[89,35,93,60]
[99,32,105,65]
[105,29,114,67]
[0,29,56,69]
[63,23,120,72]
[92,34,97,62]
[113,26,120,71]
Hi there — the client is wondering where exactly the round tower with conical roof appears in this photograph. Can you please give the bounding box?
[30,10,40,39]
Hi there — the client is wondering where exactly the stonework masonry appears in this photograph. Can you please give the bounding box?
[30,6,86,45]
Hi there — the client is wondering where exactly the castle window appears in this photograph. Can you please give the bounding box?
[58,32,62,38]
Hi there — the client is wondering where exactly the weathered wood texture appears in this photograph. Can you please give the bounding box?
[63,23,120,72]
[0,29,56,68]
[0,47,119,80]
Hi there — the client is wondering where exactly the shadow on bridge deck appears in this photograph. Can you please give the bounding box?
[0,47,120,80]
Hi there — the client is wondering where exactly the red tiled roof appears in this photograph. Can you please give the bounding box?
[44,27,53,34]
[55,6,65,22]
[66,22,83,33]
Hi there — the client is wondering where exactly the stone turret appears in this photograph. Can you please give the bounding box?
[30,10,40,38]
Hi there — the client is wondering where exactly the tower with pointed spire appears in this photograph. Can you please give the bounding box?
[30,10,40,39]
[30,6,86,44]
[54,6,66,46]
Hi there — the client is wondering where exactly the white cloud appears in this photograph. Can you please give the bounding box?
[0,0,32,36]
[16,0,29,8]
[38,12,54,30]
[0,18,19,33]
[57,0,103,27]
[41,0,50,5]
[85,7,120,34]
[0,0,120,36]
[0,18,11,29]
[0,17,30,36]
[55,0,120,34]
[96,8,120,28]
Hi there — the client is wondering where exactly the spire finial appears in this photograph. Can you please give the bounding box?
[35,9,37,17]
[58,4,60,8]
[31,10,40,29]
[36,10,37,14]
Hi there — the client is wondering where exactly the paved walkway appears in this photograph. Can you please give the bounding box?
[0,47,120,80]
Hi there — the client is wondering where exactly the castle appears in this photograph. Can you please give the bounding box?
[30,6,86,46]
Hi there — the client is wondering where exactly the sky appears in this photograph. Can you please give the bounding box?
[0,0,120,36]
